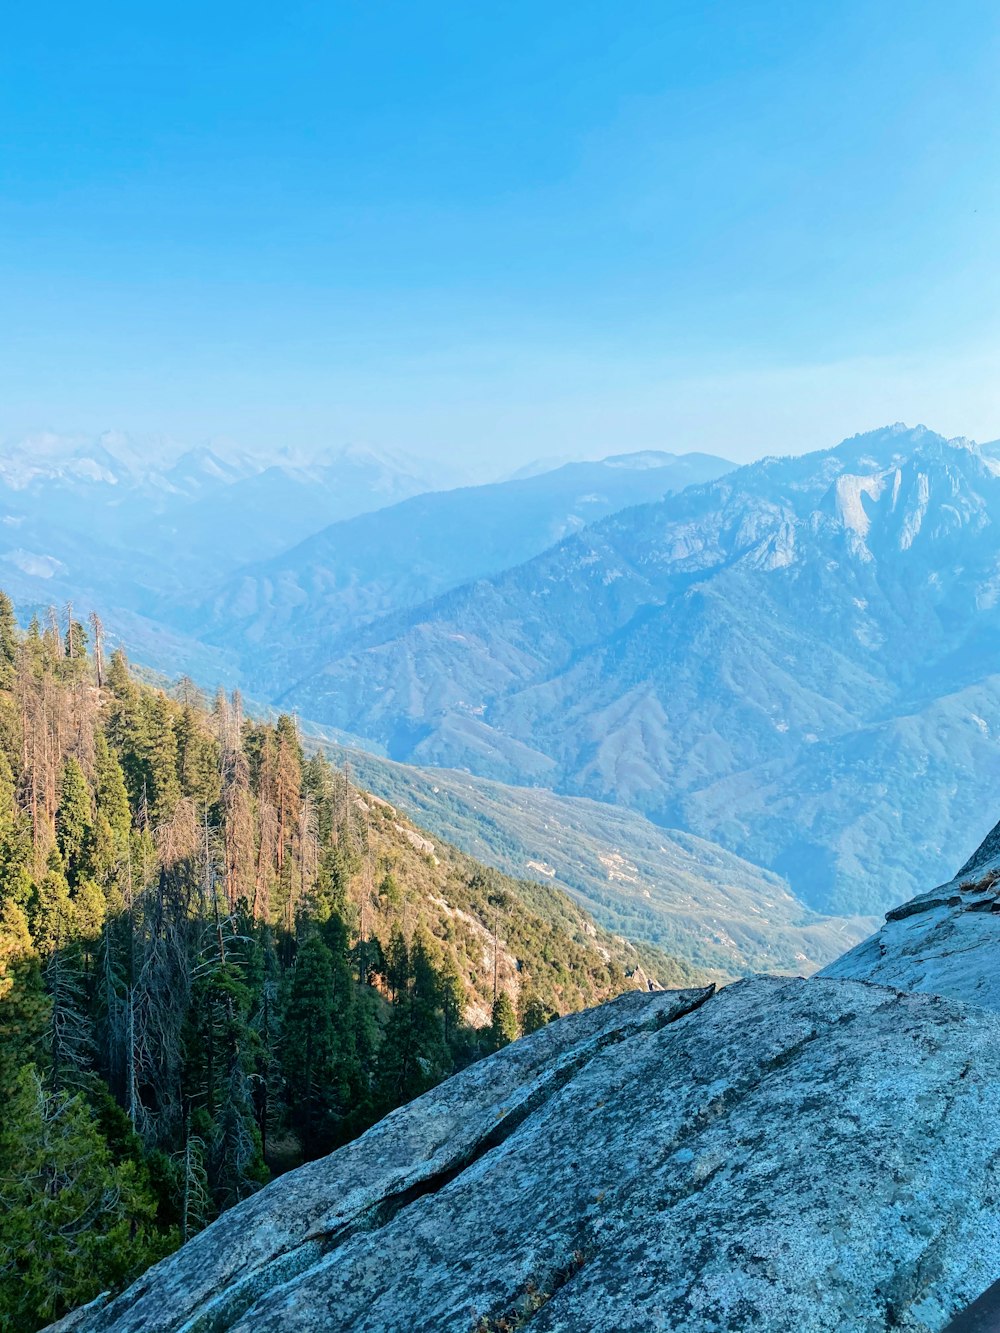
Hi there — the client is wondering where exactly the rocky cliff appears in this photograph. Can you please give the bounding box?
[51,819,1000,1333]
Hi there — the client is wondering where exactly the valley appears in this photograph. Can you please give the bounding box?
[325,743,876,977]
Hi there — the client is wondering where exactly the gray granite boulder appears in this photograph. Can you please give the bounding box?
[48,981,1000,1333]
[821,814,1000,1010]
[51,818,1000,1333]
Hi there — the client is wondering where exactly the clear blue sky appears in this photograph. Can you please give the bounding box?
[2,0,1000,467]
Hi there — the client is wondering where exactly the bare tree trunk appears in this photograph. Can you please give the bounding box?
[125,841,138,1129]
[90,611,105,688]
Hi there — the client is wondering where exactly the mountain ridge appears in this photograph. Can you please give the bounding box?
[271,425,1000,915]
[166,449,733,689]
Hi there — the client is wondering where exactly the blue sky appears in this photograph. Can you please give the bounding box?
[2,0,1000,468]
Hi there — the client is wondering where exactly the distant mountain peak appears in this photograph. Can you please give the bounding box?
[509,448,731,482]
[825,422,975,474]
[601,450,681,470]
[259,420,1000,920]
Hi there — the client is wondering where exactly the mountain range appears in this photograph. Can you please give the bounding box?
[169,449,732,693]
[241,424,1000,917]
[0,430,458,600]
[0,430,468,677]
[11,421,1000,922]
[0,434,729,682]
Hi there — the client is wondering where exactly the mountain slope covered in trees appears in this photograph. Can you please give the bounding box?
[0,594,676,1332]
[275,425,1000,916]
[327,744,875,977]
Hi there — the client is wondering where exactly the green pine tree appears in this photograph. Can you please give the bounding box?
[94,732,132,846]
[0,1065,172,1330]
[103,651,150,814]
[30,857,74,954]
[376,932,453,1112]
[520,991,555,1035]
[0,751,33,908]
[439,959,468,1052]
[322,909,364,1141]
[176,704,221,808]
[386,926,409,1002]
[0,590,18,687]
[55,758,93,887]
[489,992,519,1051]
[141,693,181,825]
[0,903,48,1099]
[282,933,337,1156]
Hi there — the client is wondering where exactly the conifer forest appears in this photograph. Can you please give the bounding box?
[0,594,636,1331]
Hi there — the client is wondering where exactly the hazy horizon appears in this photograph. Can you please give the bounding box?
[1,410,998,484]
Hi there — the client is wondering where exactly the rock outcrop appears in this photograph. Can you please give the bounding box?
[51,820,1000,1333]
[820,822,1000,1011]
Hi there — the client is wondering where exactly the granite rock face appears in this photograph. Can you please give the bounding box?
[51,818,1000,1333]
[820,816,1000,1011]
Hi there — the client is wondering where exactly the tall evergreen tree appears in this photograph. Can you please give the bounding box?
[0,590,18,686]
[55,758,93,887]
[375,931,452,1111]
[386,926,409,1002]
[489,992,519,1051]
[176,704,221,808]
[282,933,337,1156]
[63,614,89,662]
[520,991,556,1035]
[0,900,47,1098]
[322,909,364,1139]
[31,857,74,955]
[410,931,449,1075]
[92,732,131,888]
[439,959,467,1051]
[0,750,33,907]
[104,650,149,813]
[142,693,180,826]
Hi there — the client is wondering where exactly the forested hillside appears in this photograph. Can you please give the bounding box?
[325,745,875,979]
[0,594,671,1332]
